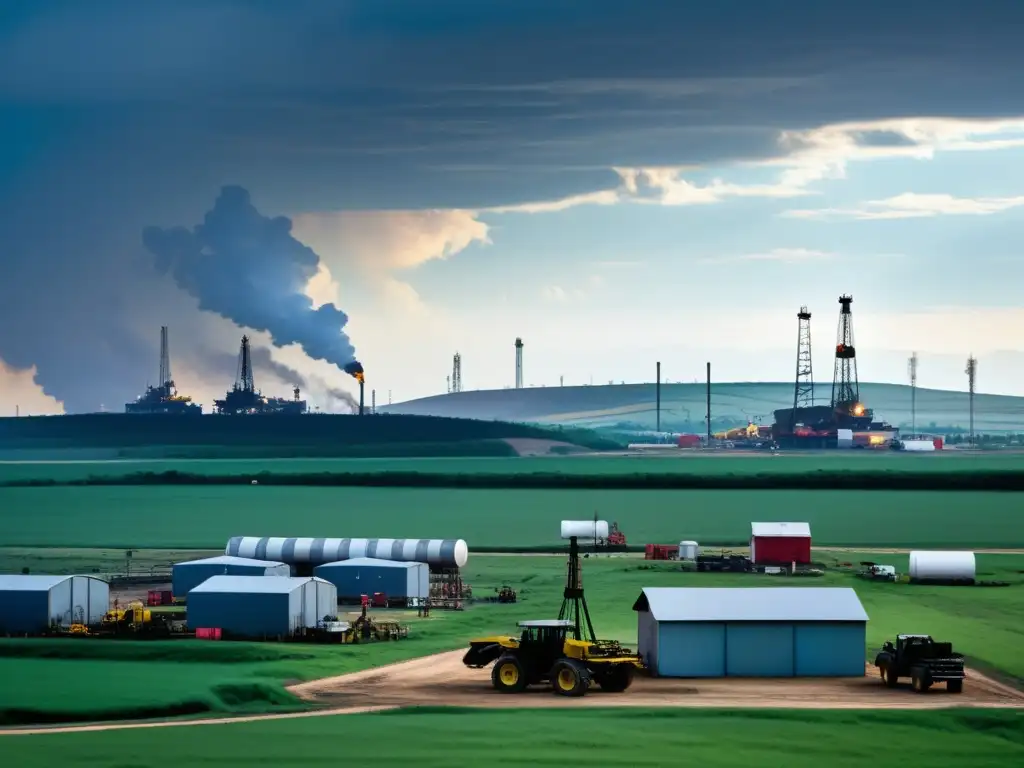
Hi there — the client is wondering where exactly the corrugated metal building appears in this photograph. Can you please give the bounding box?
[186,576,336,638]
[750,522,812,565]
[314,557,429,603]
[172,555,290,598]
[633,587,868,678]
[0,575,109,634]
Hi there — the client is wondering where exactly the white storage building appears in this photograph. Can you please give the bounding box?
[186,576,336,638]
[0,575,109,634]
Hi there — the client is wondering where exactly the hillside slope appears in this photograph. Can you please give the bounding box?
[379,382,1024,433]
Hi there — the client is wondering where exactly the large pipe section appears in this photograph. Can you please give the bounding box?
[560,520,609,541]
[226,536,469,568]
[909,551,975,582]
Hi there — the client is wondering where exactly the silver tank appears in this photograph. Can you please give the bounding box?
[225,536,469,568]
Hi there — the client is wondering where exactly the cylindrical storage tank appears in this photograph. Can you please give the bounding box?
[909,551,976,582]
[560,520,609,540]
[678,541,700,560]
[225,536,468,568]
[903,440,936,452]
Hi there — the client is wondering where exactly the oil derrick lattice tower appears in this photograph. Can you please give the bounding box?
[793,307,814,419]
[236,335,255,394]
[451,352,462,393]
[514,337,523,389]
[158,325,173,393]
[557,535,597,644]
[831,295,860,414]
[214,335,262,414]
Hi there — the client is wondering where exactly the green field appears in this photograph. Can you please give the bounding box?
[0,485,1020,549]
[2,452,1023,483]
[3,708,1022,767]
[1,552,1022,727]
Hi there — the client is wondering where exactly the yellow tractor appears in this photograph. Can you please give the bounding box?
[101,601,152,629]
[464,619,644,697]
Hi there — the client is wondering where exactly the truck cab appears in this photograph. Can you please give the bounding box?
[874,634,965,693]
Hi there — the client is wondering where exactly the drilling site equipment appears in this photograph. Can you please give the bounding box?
[125,326,201,414]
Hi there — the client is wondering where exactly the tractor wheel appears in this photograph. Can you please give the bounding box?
[595,664,634,693]
[881,665,899,688]
[947,679,963,694]
[551,659,591,697]
[491,654,528,693]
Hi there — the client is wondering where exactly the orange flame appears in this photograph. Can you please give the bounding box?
[354,372,365,384]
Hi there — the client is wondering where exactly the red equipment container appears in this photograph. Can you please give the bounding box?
[645,544,677,561]
[372,592,389,608]
[147,589,173,606]
[195,627,222,640]
[677,434,701,448]
[933,437,944,450]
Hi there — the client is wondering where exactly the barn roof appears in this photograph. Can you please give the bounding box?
[0,574,71,591]
[189,576,330,594]
[750,522,811,537]
[632,587,868,622]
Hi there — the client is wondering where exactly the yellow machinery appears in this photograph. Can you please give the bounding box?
[101,600,152,629]
[464,619,644,697]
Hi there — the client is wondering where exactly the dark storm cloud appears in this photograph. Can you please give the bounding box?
[2,0,1023,410]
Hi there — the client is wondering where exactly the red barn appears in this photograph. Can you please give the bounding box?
[749,522,811,565]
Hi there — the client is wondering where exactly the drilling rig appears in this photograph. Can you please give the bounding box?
[125,326,201,414]
[213,336,307,414]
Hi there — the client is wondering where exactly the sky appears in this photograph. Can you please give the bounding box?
[2,0,1024,415]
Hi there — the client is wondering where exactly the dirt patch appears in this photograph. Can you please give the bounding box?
[502,438,593,457]
[289,650,1024,711]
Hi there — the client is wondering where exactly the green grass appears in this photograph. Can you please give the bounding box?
[0,552,1022,726]
[2,452,1023,483]
[2,708,1022,767]
[0,486,1020,549]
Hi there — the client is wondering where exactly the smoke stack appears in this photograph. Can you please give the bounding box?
[359,379,364,416]
[656,361,661,433]
[706,362,711,444]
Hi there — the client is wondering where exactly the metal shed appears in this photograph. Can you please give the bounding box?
[749,522,812,565]
[0,575,109,634]
[633,587,868,678]
[172,555,290,598]
[314,557,429,604]
[186,576,336,638]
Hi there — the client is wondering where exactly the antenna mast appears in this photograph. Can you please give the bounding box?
[514,338,523,389]
[831,295,860,413]
[452,353,462,393]
[908,352,918,437]
[966,355,977,447]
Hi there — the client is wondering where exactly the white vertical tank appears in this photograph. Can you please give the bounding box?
[908,551,976,581]
[560,520,609,541]
[678,541,700,560]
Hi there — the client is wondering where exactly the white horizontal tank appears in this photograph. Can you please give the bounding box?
[560,520,609,541]
[908,550,976,582]
[902,440,936,452]
[678,541,700,560]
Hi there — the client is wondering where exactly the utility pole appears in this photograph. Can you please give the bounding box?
[908,352,918,437]
[656,361,661,433]
[705,362,712,445]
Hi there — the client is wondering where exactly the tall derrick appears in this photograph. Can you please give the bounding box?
[831,295,860,415]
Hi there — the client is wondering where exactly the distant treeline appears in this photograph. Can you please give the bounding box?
[7,469,1024,491]
[0,413,623,452]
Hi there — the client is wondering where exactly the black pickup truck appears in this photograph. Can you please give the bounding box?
[874,634,965,693]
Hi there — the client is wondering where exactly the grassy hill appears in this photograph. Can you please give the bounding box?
[379,382,1024,433]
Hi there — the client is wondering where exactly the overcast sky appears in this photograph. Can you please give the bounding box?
[2,1,1023,414]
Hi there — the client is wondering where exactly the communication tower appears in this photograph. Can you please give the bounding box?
[908,352,919,437]
[831,295,860,414]
[966,355,977,447]
[515,338,523,389]
[792,307,814,427]
[451,352,462,393]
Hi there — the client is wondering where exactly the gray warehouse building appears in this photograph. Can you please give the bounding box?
[633,587,868,678]
[172,555,290,598]
[0,575,109,634]
[314,557,429,604]
[187,576,336,638]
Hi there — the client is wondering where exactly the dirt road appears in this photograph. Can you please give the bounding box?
[291,650,1024,711]
[3,650,1021,737]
